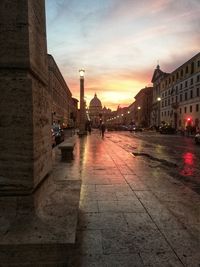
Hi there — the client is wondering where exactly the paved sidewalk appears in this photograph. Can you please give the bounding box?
[68,131,200,267]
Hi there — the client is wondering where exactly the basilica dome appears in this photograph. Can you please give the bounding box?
[89,93,102,109]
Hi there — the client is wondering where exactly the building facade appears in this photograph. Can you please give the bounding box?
[159,52,200,130]
[48,54,76,128]
[88,93,103,127]
[134,87,153,127]
[88,93,111,127]
[151,65,168,127]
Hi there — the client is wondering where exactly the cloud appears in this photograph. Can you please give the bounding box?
[46,0,200,110]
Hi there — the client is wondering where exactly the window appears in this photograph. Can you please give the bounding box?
[176,86,178,94]
[184,107,187,113]
[176,72,179,79]
[190,78,193,85]
[180,94,182,102]
[196,104,199,112]
[180,83,182,89]
[176,96,178,103]
[185,92,187,101]
[181,69,183,76]
[197,88,199,97]
[197,75,200,83]
[197,60,200,68]
[186,66,189,73]
[185,81,188,87]
[190,90,193,98]
[180,108,182,114]
[168,98,170,105]
[168,110,170,116]
[191,62,194,74]
[190,105,192,112]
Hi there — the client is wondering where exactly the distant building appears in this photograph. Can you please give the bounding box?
[134,87,153,127]
[88,93,111,127]
[88,93,102,127]
[151,65,168,127]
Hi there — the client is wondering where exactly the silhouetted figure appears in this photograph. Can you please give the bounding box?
[101,122,106,139]
[88,124,92,135]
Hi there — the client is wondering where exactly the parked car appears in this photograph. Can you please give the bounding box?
[129,125,143,132]
[159,125,176,134]
[107,125,129,131]
[195,133,200,144]
[52,125,65,144]
[116,125,129,131]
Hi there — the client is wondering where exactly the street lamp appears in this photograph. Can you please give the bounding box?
[157,97,161,127]
[137,106,141,126]
[78,68,87,136]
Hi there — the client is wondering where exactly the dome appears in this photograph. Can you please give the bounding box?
[89,93,102,109]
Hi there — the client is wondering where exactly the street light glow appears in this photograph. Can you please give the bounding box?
[138,106,141,110]
[79,69,85,78]
[157,97,161,101]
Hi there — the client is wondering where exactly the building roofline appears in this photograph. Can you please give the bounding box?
[170,52,200,74]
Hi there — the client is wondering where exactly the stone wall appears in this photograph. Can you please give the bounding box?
[0,0,52,195]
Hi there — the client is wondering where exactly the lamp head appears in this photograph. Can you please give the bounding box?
[79,69,85,78]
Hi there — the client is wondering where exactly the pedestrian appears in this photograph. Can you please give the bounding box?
[88,124,92,135]
[100,122,106,139]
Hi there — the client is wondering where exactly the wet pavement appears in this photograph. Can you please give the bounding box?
[107,131,200,195]
[67,130,200,267]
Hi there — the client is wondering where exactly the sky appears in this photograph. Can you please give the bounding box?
[46,0,200,110]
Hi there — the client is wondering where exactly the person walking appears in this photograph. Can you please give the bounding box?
[100,122,106,139]
[88,123,92,135]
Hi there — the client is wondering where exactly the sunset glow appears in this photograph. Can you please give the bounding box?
[46,0,200,110]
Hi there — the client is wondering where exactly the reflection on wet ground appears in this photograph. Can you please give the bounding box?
[108,132,200,195]
[180,152,195,177]
[68,131,200,266]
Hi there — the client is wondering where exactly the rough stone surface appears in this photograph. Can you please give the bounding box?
[0,136,81,265]
[0,0,51,195]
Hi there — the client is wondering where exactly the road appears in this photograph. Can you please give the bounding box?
[106,130,200,195]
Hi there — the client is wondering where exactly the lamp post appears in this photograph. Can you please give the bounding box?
[78,69,87,136]
[157,97,161,127]
[137,106,141,126]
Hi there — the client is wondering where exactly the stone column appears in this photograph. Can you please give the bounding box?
[79,74,87,135]
[0,0,52,196]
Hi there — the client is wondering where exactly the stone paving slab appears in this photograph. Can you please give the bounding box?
[71,132,200,267]
[0,137,81,265]
[2,131,199,265]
